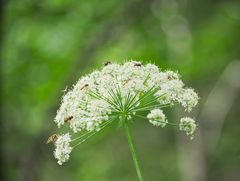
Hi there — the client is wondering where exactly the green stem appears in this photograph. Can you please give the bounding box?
[124,121,144,181]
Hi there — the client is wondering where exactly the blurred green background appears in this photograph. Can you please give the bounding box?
[1,0,240,180]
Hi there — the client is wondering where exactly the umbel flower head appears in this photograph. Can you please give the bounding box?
[48,61,199,165]
[147,109,167,127]
[53,133,72,165]
[179,117,197,140]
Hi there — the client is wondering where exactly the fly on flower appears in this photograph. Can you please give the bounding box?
[46,134,58,144]
[64,116,73,123]
[133,62,142,67]
[103,61,112,66]
[49,61,199,180]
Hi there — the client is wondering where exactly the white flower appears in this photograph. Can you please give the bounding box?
[52,61,199,165]
[147,109,167,127]
[155,79,184,104]
[54,133,72,165]
[178,88,199,112]
[179,117,197,139]
[54,61,198,133]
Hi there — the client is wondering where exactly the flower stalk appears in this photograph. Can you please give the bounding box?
[124,120,144,181]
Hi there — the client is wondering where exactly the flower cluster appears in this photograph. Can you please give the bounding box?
[50,61,199,164]
[179,117,197,140]
[147,109,167,127]
[53,133,72,165]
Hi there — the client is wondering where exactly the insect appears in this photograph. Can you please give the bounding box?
[64,116,73,123]
[123,79,131,85]
[167,74,175,80]
[133,62,142,67]
[46,134,58,144]
[61,86,68,94]
[80,84,89,90]
[103,61,112,66]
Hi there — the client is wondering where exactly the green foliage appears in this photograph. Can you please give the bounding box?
[1,0,240,180]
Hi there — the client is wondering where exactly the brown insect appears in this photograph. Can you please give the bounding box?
[80,84,89,90]
[123,79,131,85]
[167,74,174,80]
[64,116,73,123]
[103,61,112,66]
[133,62,142,67]
[46,134,58,144]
